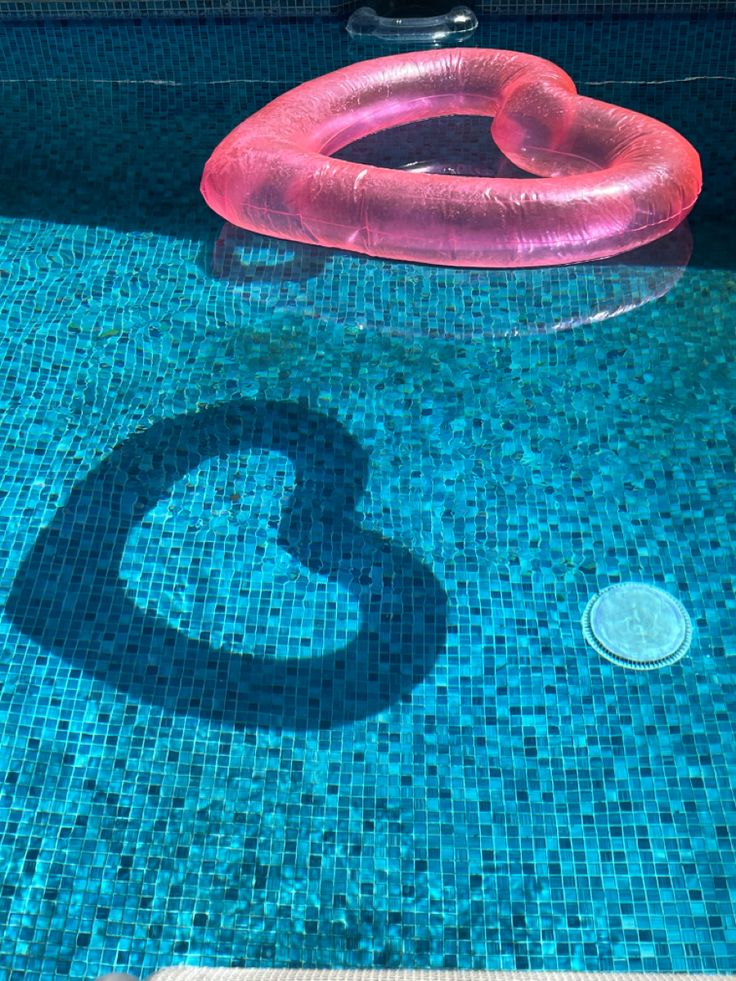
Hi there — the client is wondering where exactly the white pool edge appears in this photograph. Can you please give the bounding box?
[100,968,736,981]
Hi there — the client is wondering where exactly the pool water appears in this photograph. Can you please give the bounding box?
[0,12,735,981]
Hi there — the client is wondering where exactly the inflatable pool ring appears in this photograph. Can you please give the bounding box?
[201,49,702,268]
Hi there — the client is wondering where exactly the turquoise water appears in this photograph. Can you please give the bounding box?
[0,14,735,980]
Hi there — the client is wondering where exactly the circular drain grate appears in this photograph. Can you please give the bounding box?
[582,582,692,670]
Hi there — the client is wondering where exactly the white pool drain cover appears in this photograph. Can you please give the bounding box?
[582,582,692,669]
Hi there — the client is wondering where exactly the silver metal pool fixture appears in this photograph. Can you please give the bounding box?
[346,5,478,43]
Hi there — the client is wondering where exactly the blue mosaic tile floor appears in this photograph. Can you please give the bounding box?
[0,13,735,981]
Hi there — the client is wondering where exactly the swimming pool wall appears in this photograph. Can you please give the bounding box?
[0,11,732,227]
[0,0,734,22]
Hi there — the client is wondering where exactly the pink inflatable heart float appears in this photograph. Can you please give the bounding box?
[201,49,701,268]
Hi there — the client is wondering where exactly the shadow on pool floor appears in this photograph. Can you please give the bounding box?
[5,398,448,731]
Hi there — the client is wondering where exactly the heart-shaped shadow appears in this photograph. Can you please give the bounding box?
[5,399,448,731]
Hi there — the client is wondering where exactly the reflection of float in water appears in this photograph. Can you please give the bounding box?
[211,219,692,341]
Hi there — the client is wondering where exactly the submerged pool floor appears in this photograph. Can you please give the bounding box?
[0,13,735,981]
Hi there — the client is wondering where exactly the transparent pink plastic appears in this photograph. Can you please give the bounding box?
[201,49,702,268]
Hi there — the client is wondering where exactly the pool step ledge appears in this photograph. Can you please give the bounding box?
[97,969,736,981]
